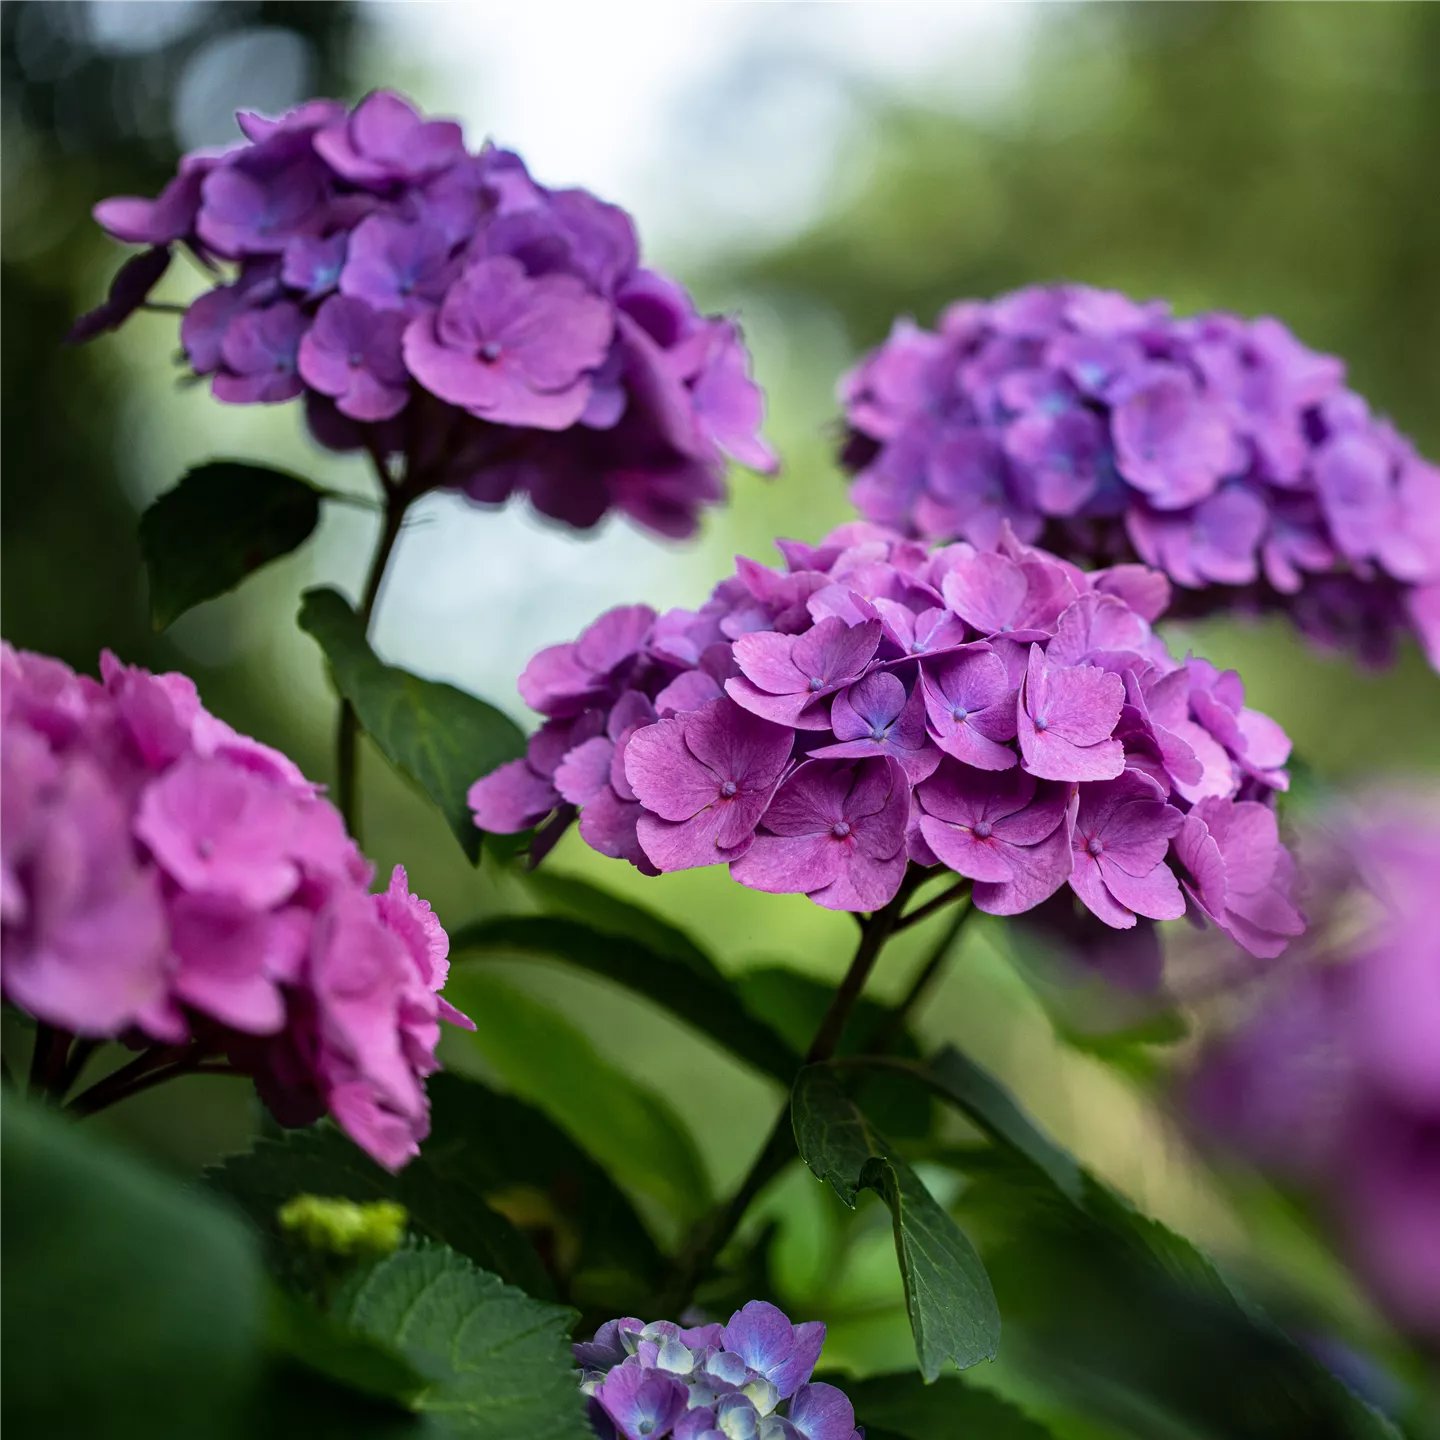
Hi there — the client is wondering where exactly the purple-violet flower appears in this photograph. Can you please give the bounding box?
[74,90,775,539]
[839,284,1440,668]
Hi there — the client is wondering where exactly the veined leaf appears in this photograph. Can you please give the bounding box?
[791,1064,999,1378]
[298,587,525,861]
[141,460,323,628]
[202,1121,552,1300]
[334,1244,589,1439]
[445,970,712,1225]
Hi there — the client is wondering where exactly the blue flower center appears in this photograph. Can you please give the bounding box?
[1034,714,1049,732]
[719,780,738,798]
[832,821,852,838]
[951,706,969,723]
[480,340,503,362]
[972,821,992,840]
[1086,836,1104,857]
[808,676,825,692]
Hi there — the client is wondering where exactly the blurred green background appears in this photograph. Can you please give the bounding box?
[3,0,1437,1405]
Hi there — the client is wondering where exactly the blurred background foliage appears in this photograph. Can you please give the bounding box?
[3,1,1437,1428]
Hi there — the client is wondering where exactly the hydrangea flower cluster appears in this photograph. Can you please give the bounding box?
[73,91,774,537]
[839,285,1440,667]
[576,1302,859,1440]
[0,642,471,1170]
[1188,794,1440,1338]
[470,522,1303,958]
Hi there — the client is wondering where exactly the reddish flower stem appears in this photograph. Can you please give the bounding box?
[27,1023,73,1103]
[63,1043,243,1119]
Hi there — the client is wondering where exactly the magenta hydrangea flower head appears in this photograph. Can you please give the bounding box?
[0,641,471,1170]
[839,284,1440,668]
[72,90,775,539]
[576,1303,856,1440]
[470,521,1301,958]
[1187,791,1440,1338]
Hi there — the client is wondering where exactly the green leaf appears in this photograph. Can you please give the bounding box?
[847,1045,1084,1204]
[843,1371,1061,1440]
[141,460,323,628]
[907,1058,1404,1440]
[203,1121,553,1300]
[333,1244,590,1439]
[2,1094,266,1438]
[444,970,712,1224]
[523,870,717,974]
[449,912,798,1085]
[791,1064,999,1378]
[736,964,932,1138]
[298,587,525,861]
[423,1072,665,1300]
[266,1288,425,1410]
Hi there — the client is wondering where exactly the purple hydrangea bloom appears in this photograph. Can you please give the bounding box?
[297,295,410,421]
[66,246,172,344]
[0,642,471,1171]
[470,523,1300,951]
[213,301,308,404]
[625,697,792,870]
[1187,792,1440,1338]
[75,90,775,539]
[840,284,1440,668]
[577,1305,859,1440]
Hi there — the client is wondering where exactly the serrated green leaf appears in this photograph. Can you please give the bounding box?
[202,1122,552,1300]
[791,1065,999,1378]
[842,1371,1061,1440]
[334,1245,590,1439]
[423,1072,665,1297]
[2,1094,266,1438]
[445,970,712,1225]
[141,460,323,628]
[449,912,798,1084]
[298,587,525,861]
[266,1288,425,1409]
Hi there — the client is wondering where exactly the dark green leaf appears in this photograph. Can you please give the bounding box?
[298,587,525,861]
[202,1121,553,1300]
[266,1288,425,1409]
[333,1244,590,1439]
[847,1045,1083,1203]
[912,1064,1404,1440]
[842,1371,1061,1440]
[737,964,931,1138]
[791,1065,999,1378]
[2,1094,266,1438]
[444,971,712,1223]
[141,460,323,628]
[523,870,716,974]
[423,1072,665,1298]
[449,913,798,1084]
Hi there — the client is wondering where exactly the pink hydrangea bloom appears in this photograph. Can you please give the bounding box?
[73,90,775,540]
[0,642,470,1170]
[470,523,1300,950]
[839,284,1440,669]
